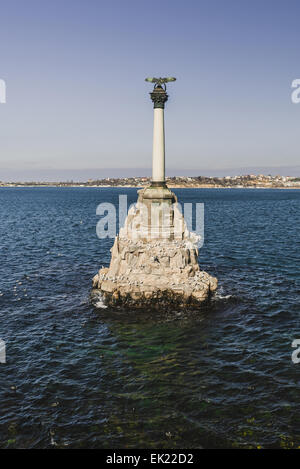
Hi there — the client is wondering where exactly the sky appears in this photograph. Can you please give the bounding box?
[0,0,299,180]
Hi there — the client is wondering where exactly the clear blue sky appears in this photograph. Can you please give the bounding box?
[0,0,299,180]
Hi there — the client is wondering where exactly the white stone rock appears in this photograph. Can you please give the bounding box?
[93,185,217,308]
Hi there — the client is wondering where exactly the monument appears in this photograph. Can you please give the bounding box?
[92,78,218,309]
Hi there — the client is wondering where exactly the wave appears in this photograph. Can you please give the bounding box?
[93,293,108,309]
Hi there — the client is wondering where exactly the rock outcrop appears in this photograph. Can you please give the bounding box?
[92,186,217,309]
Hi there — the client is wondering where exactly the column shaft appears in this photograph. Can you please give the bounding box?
[152,108,165,183]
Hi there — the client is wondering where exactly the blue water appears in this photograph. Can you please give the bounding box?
[0,187,299,449]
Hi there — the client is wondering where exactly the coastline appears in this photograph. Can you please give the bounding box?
[0,184,299,189]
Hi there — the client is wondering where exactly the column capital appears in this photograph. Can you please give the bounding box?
[150,86,168,109]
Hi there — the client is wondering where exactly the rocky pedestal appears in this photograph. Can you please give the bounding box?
[92,79,217,309]
[92,186,218,310]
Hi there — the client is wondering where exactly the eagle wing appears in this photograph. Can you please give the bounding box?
[145,77,159,83]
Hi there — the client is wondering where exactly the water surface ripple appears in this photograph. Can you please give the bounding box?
[0,188,299,448]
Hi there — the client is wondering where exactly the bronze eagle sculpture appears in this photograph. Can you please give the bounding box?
[145,77,176,89]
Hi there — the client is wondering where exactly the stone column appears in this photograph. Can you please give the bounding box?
[150,86,168,187]
[140,81,176,240]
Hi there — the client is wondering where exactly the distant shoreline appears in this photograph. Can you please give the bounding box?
[1,174,299,189]
[0,184,299,189]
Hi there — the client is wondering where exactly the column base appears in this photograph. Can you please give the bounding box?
[141,183,175,201]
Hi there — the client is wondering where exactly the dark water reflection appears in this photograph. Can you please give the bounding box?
[0,188,299,448]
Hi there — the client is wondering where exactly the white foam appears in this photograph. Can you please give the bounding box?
[94,294,108,309]
[214,287,232,300]
[216,294,232,300]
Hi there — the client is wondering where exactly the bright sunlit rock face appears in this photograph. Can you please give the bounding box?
[92,187,217,309]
